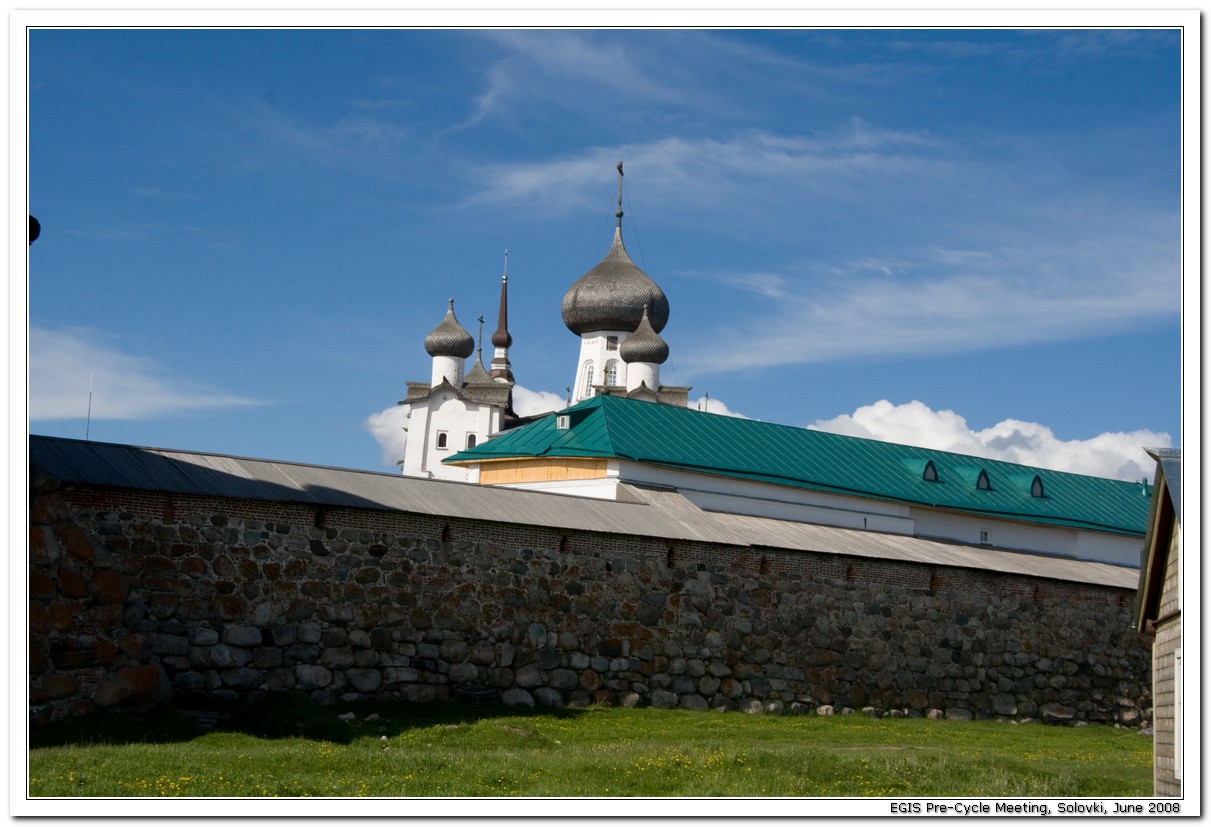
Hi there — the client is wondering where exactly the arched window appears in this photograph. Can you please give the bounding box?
[436,431,448,449]
[466,433,477,449]
[604,360,619,387]
[583,363,595,396]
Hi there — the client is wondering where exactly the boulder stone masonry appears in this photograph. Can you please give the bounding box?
[28,482,1151,726]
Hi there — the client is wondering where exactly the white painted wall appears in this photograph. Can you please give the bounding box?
[402,388,505,482]
[572,331,630,402]
[497,456,1142,567]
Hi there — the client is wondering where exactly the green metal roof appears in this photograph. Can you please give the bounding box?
[448,394,1150,536]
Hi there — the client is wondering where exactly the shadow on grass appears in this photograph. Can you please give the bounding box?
[30,692,586,749]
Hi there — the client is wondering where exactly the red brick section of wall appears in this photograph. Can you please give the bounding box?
[29,481,1151,726]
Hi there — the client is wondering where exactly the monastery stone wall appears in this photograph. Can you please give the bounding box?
[29,480,1152,726]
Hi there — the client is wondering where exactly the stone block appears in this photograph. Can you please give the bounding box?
[321,647,355,670]
[440,639,469,662]
[533,687,564,707]
[1040,703,1076,723]
[448,663,479,684]
[384,667,419,685]
[514,664,543,689]
[649,690,679,709]
[224,626,264,648]
[221,667,263,689]
[468,641,496,666]
[502,688,535,707]
[296,664,333,690]
[95,664,171,708]
[993,693,1018,717]
[188,627,220,646]
[347,668,383,693]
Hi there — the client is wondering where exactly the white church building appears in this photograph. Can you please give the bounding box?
[396,165,1150,569]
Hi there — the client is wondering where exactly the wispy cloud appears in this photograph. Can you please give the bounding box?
[29,327,260,421]
[460,30,694,129]
[222,96,415,178]
[684,225,1177,374]
[811,399,1171,481]
[461,123,946,216]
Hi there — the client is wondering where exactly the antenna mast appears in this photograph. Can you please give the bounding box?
[85,372,93,440]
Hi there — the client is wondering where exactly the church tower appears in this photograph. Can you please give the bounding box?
[490,251,514,383]
[561,163,687,405]
[401,287,514,480]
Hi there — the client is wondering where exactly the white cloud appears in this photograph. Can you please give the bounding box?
[28,327,259,421]
[689,395,749,419]
[364,403,410,467]
[811,399,1171,481]
[512,385,565,417]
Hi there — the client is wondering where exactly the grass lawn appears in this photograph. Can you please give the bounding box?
[28,694,1152,798]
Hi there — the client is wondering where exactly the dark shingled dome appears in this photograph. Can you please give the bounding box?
[620,305,669,365]
[562,227,669,336]
[424,300,475,359]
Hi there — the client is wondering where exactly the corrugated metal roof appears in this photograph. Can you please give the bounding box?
[449,394,1151,537]
[29,434,1136,589]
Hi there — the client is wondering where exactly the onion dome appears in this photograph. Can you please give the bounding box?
[562,226,669,336]
[620,304,669,364]
[424,299,475,359]
[562,162,669,336]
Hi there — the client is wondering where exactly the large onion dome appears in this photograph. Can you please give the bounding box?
[619,304,669,364]
[562,226,669,336]
[424,299,475,359]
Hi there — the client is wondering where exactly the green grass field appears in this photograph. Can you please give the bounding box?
[28,694,1152,798]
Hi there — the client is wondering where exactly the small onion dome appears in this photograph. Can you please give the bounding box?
[562,226,669,336]
[424,299,475,359]
[490,326,512,349]
[620,304,669,365]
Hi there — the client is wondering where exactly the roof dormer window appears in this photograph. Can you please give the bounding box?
[977,469,992,491]
[902,458,940,482]
[1010,473,1046,498]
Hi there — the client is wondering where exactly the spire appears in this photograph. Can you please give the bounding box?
[615,160,624,230]
[490,249,514,383]
[465,313,493,385]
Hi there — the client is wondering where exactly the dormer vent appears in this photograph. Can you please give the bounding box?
[955,466,992,490]
[1010,473,1046,498]
[902,458,940,482]
[556,414,571,430]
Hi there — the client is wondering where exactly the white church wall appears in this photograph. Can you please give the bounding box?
[403,389,501,482]
[572,331,631,402]
[907,506,1141,566]
[591,459,1141,567]
[609,460,916,534]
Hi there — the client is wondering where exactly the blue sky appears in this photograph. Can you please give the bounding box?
[24,23,1189,482]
